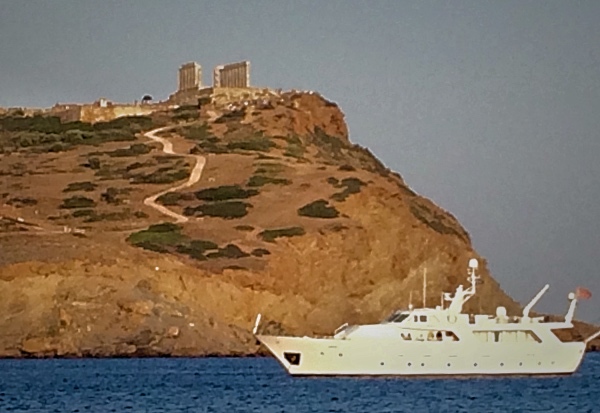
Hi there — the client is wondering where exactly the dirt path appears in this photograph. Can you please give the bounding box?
[143,126,206,223]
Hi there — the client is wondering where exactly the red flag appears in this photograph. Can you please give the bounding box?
[575,287,592,300]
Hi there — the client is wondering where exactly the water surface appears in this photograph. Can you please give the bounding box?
[1,353,599,412]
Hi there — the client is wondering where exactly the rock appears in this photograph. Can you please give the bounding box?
[166,326,180,338]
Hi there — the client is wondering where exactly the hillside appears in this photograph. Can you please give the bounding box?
[0,91,596,357]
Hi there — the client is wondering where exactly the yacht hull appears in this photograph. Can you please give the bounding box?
[257,335,586,377]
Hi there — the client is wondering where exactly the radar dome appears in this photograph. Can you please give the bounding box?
[468,258,479,269]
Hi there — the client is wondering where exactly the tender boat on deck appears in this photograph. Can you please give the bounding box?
[254,259,600,376]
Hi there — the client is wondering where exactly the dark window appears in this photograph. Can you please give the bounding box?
[284,352,301,365]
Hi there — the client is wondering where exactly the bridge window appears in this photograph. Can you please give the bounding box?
[419,315,428,322]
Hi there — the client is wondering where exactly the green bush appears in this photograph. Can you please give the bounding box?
[235,225,254,232]
[178,123,214,141]
[131,167,189,184]
[338,164,356,171]
[194,185,258,201]
[247,175,291,187]
[259,227,306,243]
[298,199,340,219]
[85,157,101,170]
[63,181,97,192]
[184,201,251,219]
[127,222,188,252]
[206,244,249,259]
[251,248,271,257]
[60,196,96,209]
[175,239,219,261]
[156,192,182,206]
[107,143,151,157]
[226,136,275,152]
[71,209,95,218]
[6,197,38,207]
[330,177,366,202]
[100,187,127,205]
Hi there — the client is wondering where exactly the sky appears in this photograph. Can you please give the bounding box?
[1,1,599,322]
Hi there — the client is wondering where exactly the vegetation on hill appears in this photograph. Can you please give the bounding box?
[0,114,156,153]
[298,200,340,219]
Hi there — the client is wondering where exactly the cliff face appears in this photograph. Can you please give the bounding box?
[1,90,589,358]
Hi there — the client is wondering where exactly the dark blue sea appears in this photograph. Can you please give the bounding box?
[0,353,599,413]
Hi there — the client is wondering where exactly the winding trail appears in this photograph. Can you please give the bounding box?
[143,126,206,223]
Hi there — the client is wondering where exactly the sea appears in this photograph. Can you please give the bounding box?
[0,354,599,413]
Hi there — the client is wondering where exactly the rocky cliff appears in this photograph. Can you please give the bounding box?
[0,90,596,357]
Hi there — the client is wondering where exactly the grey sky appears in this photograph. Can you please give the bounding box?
[1,1,599,322]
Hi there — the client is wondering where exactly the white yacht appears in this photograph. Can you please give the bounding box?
[254,259,600,377]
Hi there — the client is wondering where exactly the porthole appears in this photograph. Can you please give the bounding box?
[474,363,478,367]
[408,362,412,367]
[500,363,504,367]
[380,362,384,366]
[421,363,425,367]
[519,362,523,366]
[551,361,555,365]
[538,362,541,366]
[339,353,343,357]
[447,363,451,367]
[320,352,324,355]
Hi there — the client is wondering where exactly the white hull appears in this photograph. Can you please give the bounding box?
[254,259,597,377]
[258,335,586,376]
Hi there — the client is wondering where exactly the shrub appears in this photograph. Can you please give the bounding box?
[178,123,213,141]
[206,244,249,259]
[85,157,101,170]
[247,176,291,187]
[175,239,219,260]
[63,181,97,192]
[251,248,270,257]
[226,136,275,152]
[254,163,285,174]
[100,187,125,205]
[184,201,251,219]
[131,168,189,184]
[189,239,219,251]
[6,197,38,207]
[194,185,258,201]
[107,143,151,157]
[259,227,305,243]
[60,196,96,209]
[156,192,182,206]
[298,199,340,219]
[133,211,149,219]
[235,225,254,232]
[147,222,181,233]
[127,222,188,252]
[330,177,366,202]
[284,144,305,159]
[71,209,95,218]
[338,164,356,171]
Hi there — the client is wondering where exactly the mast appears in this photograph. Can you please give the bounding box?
[423,268,427,308]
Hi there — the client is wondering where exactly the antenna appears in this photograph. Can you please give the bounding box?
[423,268,427,308]
[409,291,414,310]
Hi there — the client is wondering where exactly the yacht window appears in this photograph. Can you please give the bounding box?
[419,315,427,323]
[391,313,410,323]
[414,315,419,322]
